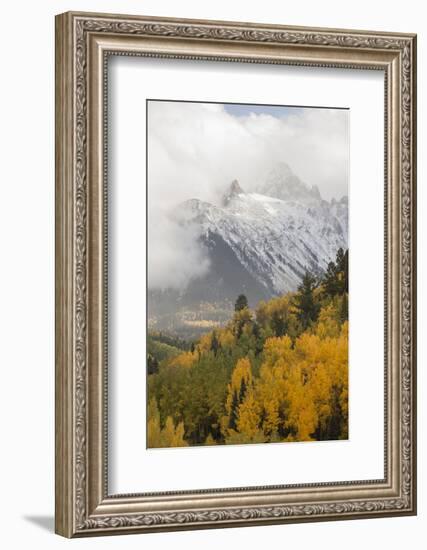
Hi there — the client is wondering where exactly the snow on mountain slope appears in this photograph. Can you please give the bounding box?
[174,164,348,298]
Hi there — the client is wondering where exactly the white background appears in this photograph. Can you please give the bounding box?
[0,1,424,548]
[110,59,384,493]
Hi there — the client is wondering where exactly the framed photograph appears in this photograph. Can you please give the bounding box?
[55,11,417,537]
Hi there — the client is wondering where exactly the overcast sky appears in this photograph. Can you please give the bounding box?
[147,100,349,291]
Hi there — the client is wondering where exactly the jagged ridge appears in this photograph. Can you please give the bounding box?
[175,164,348,300]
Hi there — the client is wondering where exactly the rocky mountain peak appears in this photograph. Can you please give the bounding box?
[256,163,322,204]
[222,179,245,206]
[170,168,348,304]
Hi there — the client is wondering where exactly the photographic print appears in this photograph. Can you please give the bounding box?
[147,100,349,449]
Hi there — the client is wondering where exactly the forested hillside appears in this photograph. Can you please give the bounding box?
[147,248,349,448]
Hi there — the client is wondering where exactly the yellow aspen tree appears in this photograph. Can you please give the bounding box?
[168,350,196,369]
[163,416,176,444]
[236,389,260,439]
[315,302,341,339]
[283,368,318,441]
[147,398,162,448]
[262,397,280,436]
[171,421,188,447]
[255,300,268,326]
[198,332,212,353]
[254,336,295,440]
[336,322,349,435]
[263,335,293,366]
[218,328,234,348]
[225,357,253,416]
[147,398,188,448]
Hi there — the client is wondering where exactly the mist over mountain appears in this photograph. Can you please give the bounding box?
[256,162,323,203]
[148,163,348,336]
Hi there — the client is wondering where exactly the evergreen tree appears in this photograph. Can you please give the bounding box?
[233,307,252,339]
[235,294,248,312]
[147,354,159,375]
[252,321,260,339]
[323,260,339,297]
[335,248,348,294]
[210,331,220,356]
[293,272,319,329]
[271,309,287,337]
[323,248,349,296]
[343,249,349,293]
[252,321,264,355]
[340,293,349,323]
[336,247,345,273]
[239,378,247,403]
[229,390,239,430]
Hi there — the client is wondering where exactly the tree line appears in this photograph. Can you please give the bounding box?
[147,248,349,447]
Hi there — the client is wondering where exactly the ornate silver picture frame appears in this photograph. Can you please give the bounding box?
[55,11,417,537]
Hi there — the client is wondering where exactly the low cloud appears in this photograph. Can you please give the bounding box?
[147,101,348,291]
[148,219,210,290]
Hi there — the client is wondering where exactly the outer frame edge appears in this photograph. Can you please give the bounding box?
[55,11,75,539]
[54,11,417,537]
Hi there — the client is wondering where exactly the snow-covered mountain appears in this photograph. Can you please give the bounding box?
[148,163,347,332]
[174,164,347,301]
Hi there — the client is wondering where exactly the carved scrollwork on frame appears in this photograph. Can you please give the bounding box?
[82,498,409,531]
[63,14,416,535]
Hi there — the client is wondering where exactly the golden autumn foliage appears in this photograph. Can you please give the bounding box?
[167,350,196,369]
[148,301,348,447]
[225,357,253,413]
[218,328,234,349]
[147,398,188,448]
[198,332,213,353]
[218,317,348,444]
[147,249,349,447]
[254,324,348,442]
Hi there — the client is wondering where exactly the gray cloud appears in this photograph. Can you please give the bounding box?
[147,100,348,291]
